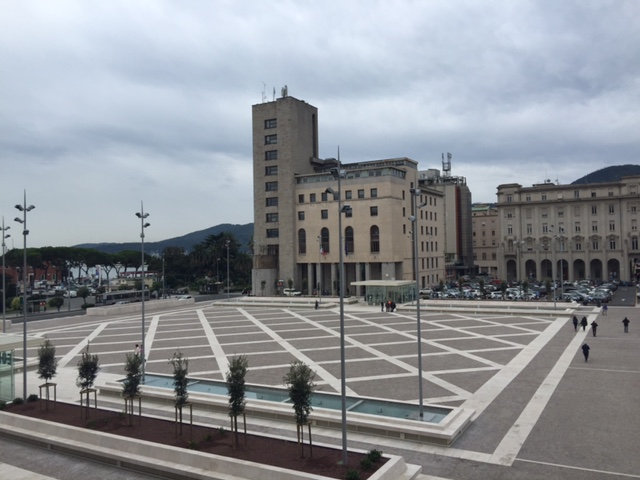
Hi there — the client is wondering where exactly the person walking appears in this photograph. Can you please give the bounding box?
[591,320,598,337]
[602,304,608,316]
[580,316,588,331]
[622,317,630,333]
[572,316,578,331]
[134,344,141,356]
[582,343,590,362]
[314,300,319,310]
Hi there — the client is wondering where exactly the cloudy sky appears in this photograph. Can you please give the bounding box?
[1,1,638,248]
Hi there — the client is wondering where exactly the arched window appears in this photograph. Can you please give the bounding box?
[370,226,380,253]
[345,226,354,254]
[298,229,306,254]
[632,237,638,251]
[321,227,330,254]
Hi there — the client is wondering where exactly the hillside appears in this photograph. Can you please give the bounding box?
[572,164,640,185]
[75,223,254,255]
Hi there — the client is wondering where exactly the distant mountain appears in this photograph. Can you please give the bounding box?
[75,223,254,255]
[572,164,640,185]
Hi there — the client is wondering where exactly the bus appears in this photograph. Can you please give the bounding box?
[95,290,150,306]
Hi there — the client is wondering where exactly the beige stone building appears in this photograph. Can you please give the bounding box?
[496,177,640,284]
[471,203,499,277]
[251,94,447,299]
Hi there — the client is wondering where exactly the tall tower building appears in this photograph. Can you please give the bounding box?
[252,93,318,294]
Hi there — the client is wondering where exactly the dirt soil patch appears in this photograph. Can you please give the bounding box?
[5,400,385,479]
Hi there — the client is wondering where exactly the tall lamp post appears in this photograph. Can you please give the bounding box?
[326,158,351,466]
[14,190,35,399]
[1,218,10,334]
[317,235,322,304]
[409,188,425,419]
[135,203,150,382]
[225,239,230,300]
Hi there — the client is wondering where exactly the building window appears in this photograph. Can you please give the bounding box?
[265,165,278,175]
[266,197,278,207]
[345,190,352,200]
[506,194,513,203]
[265,150,278,160]
[358,189,365,199]
[265,134,277,145]
[370,188,378,198]
[370,226,380,253]
[370,206,378,216]
[592,240,599,250]
[265,181,278,191]
[266,213,278,223]
[310,193,316,202]
[632,205,638,213]
[575,242,582,251]
[345,208,352,218]
[267,244,279,255]
[609,204,615,214]
[541,208,547,218]
[575,222,581,233]
[298,194,304,203]
[541,194,547,200]
[558,209,564,218]
[609,222,616,231]
[591,191,597,198]
[591,205,598,215]
[321,192,328,202]
[298,229,306,254]
[632,237,639,250]
[526,195,531,201]
[266,229,279,238]
[542,224,549,233]
[298,211,305,221]
[265,118,277,129]
[633,219,638,231]
[527,224,533,234]
[609,240,616,250]
[320,227,330,254]
[592,222,598,232]
[321,210,328,219]
[345,226,354,254]
[507,225,513,235]
[574,190,580,198]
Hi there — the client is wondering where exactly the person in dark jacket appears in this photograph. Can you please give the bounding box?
[582,343,590,362]
[590,321,598,337]
[622,317,630,333]
[572,316,578,331]
[580,317,588,331]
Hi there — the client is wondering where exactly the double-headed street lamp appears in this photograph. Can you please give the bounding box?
[135,202,150,382]
[14,190,35,399]
[325,158,351,466]
[1,218,10,334]
[409,188,426,419]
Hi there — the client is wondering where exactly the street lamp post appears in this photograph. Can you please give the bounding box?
[409,188,425,419]
[317,235,322,305]
[14,190,35,400]
[225,240,230,300]
[326,158,351,466]
[135,202,150,382]
[1,218,10,334]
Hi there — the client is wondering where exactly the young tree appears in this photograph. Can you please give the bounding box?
[37,339,58,383]
[169,351,189,434]
[76,347,100,390]
[225,355,248,449]
[284,361,316,458]
[122,353,143,398]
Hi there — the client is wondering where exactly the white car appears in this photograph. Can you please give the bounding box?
[63,290,77,298]
[283,288,302,297]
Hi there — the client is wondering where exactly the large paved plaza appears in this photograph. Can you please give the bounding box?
[2,297,639,480]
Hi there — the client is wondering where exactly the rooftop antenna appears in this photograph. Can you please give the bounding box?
[262,82,266,103]
[442,152,452,178]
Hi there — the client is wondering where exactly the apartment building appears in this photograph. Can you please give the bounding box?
[251,93,446,298]
[471,203,499,277]
[496,177,640,284]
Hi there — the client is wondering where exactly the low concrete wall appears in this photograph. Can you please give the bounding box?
[86,298,195,316]
[0,410,416,480]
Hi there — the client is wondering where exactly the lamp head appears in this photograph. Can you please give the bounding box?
[14,217,23,223]
[408,215,416,222]
[340,204,352,214]
[144,222,150,228]
[15,204,23,211]
[27,205,35,211]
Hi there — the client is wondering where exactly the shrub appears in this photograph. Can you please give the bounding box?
[367,449,383,462]
[81,303,95,310]
[27,394,39,402]
[187,439,198,450]
[13,397,24,405]
[360,457,373,471]
[345,470,361,480]
[218,426,227,436]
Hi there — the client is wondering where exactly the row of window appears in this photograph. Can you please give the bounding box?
[504,240,619,251]
[505,189,629,203]
[507,203,635,218]
[298,188,378,203]
[505,219,637,235]
[299,227,380,254]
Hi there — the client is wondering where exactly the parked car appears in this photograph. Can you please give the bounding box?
[283,288,302,297]
[63,290,77,298]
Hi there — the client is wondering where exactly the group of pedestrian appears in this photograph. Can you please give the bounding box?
[571,309,632,363]
[381,300,396,312]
